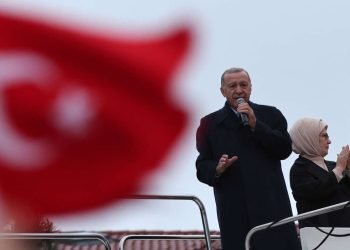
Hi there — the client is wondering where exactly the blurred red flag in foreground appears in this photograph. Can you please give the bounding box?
[0,12,191,215]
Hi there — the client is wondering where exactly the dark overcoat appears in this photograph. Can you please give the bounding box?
[196,101,301,250]
[290,156,350,228]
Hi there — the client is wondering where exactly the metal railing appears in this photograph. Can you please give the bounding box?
[119,234,221,250]
[245,200,350,250]
[0,232,111,250]
[123,194,213,250]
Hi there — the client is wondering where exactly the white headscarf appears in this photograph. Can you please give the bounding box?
[289,117,328,170]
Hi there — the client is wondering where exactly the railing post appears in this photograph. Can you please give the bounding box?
[124,194,213,250]
[244,201,350,250]
[192,196,212,249]
[0,233,111,250]
[119,234,221,250]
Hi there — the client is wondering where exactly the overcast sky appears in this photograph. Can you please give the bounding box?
[1,0,350,232]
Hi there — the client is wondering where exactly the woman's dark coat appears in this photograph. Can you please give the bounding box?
[196,101,301,250]
[290,156,350,228]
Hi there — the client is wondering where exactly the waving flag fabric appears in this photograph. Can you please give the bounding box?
[0,12,191,215]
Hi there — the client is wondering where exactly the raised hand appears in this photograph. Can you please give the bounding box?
[336,145,350,172]
[237,102,256,129]
[216,154,238,176]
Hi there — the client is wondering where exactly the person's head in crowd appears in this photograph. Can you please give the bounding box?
[289,117,331,158]
[220,67,252,109]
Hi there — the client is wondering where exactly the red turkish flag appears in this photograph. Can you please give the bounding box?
[0,12,191,215]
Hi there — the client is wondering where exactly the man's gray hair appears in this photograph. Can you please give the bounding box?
[220,67,251,86]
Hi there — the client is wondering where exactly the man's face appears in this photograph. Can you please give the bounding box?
[220,71,252,109]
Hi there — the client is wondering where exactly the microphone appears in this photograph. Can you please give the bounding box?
[237,98,249,126]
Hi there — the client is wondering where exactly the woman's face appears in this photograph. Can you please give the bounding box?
[319,128,331,157]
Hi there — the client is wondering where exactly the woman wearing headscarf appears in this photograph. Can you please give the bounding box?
[289,117,350,228]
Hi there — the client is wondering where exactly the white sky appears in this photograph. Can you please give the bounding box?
[1,0,350,232]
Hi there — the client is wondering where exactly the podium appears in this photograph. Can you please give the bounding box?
[300,227,350,250]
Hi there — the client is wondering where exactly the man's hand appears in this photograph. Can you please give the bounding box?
[216,154,238,176]
[237,102,256,129]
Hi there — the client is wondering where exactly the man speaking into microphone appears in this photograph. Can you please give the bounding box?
[195,67,301,250]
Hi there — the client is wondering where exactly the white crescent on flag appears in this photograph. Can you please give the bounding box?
[0,51,56,168]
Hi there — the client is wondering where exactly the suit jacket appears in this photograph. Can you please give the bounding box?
[290,156,350,228]
[196,101,300,250]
